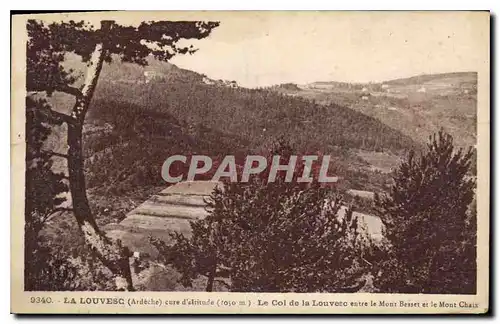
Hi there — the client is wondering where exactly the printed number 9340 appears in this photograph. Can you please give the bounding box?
[30,297,53,304]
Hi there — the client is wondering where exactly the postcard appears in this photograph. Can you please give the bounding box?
[11,10,490,314]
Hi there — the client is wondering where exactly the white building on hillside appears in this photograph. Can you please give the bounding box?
[202,76,216,85]
[144,71,161,84]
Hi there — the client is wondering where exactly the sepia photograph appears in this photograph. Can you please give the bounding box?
[11,10,490,314]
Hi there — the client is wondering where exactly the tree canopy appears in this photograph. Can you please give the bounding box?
[27,19,219,95]
[374,130,476,293]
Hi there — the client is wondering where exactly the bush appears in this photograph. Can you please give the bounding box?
[25,238,117,291]
[25,239,79,291]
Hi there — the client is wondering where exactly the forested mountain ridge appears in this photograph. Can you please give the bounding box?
[42,56,419,199]
[92,57,417,152]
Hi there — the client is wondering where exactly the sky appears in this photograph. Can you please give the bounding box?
[27,11,489,88]
[167,11,489,87]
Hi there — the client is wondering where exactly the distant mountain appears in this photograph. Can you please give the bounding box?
[383,72,476,86]
[273,72,477,148]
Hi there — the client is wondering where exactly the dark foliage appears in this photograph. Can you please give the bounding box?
[151,143,373,292]
[84,99,249,194]
[25,96,73,290]
[25,97,68,231]
[373,130,476,294]
[94,74,416,154]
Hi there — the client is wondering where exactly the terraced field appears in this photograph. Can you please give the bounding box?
[105,180,384,259]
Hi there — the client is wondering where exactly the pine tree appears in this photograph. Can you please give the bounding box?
[26,18,219,290]
[151,142,372,292]
[374,130,476,293]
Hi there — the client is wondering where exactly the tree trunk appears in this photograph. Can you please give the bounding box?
[66,21,134,291]
[206,265,216,292]
[67,122,133,291]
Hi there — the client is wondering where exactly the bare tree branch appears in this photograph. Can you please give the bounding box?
[31,84,83,99]
[213,279,231,289]
[44,207,73,223]
[361,257,373,266]
[47,108,75,124]
[41,149,68,159]
[55,84,83,98]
